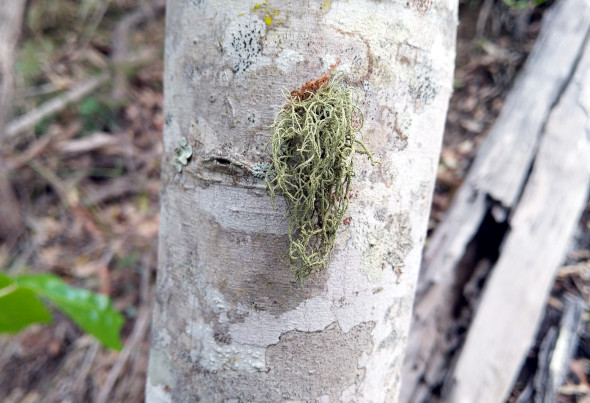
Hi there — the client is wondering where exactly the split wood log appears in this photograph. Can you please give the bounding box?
[516,294,586,403]
[401,0,590,401]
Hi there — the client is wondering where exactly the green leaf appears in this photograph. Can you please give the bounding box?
[15,274,124,350]
[0,275,52,333]
[0,273,12,288]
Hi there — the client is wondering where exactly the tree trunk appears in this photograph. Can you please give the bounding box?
[0,0,27,244]
[147,1,457,401]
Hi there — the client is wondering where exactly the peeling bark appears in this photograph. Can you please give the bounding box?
[147,0,456,401]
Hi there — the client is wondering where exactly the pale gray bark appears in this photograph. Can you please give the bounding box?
[147,1,456,401]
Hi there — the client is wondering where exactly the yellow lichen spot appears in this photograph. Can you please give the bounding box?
[253,4,261,9]
[273,9,279,15]
[238,12,243,16]
[264,15,273,25]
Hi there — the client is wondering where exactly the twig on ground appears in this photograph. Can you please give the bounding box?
[111,0,166,100]
[27,159,76,207]
[2,122,80,171]
[95,303,153,403]
[4,73,110,142]
[70,341,100,399]
[475,0,494,38]
[57,132,121,154]
[78,0,113,49]
[14,82,59,99]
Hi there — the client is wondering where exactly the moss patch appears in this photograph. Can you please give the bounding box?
[266,67,377,281]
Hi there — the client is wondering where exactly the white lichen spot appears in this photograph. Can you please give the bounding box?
[360,228,389,282]
[276,48,304,73]
[146,349,176,403]
[145,379,172,403]
[396,110,412,133]
[204,288,228,314]
[340,383,358,402]
[187,316,266,372]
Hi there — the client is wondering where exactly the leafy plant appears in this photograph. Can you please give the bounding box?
[15,38,56,87]
[0,273,124,350]
[502,0,547,10]
[77,96,118,134]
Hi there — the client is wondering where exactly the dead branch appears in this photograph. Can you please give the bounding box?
[0,0,27,243]
[4,73,109,142]
[112,0,166,101]
[95,303,153,403]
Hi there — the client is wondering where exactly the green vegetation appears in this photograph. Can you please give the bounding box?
[77,96,118,134]
[266,73,377,281]
[0,273,124,350]
[502,0,547,9]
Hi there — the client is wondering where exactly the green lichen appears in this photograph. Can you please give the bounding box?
[252,162,271,179]
[173,137,192,173]
[266,73,377,281]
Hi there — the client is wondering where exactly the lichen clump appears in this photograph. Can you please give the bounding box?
[266,70,377,281]
[173,137,193,173]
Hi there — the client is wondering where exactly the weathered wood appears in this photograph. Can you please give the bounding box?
[531,295,586,403]
[401,0,590,401]
[444,30,590,401]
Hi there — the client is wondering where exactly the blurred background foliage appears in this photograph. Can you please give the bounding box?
[1,0,163,401]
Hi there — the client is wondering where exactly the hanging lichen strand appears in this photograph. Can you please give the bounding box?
[266,69,378,282]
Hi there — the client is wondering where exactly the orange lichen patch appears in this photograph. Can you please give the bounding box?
[290,60,341,102]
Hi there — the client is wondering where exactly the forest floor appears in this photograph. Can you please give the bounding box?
[0,0,588,402]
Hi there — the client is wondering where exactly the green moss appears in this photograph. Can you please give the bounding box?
[266,73,377,281]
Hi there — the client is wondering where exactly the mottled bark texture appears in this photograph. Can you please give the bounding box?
[147,1,456,401]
